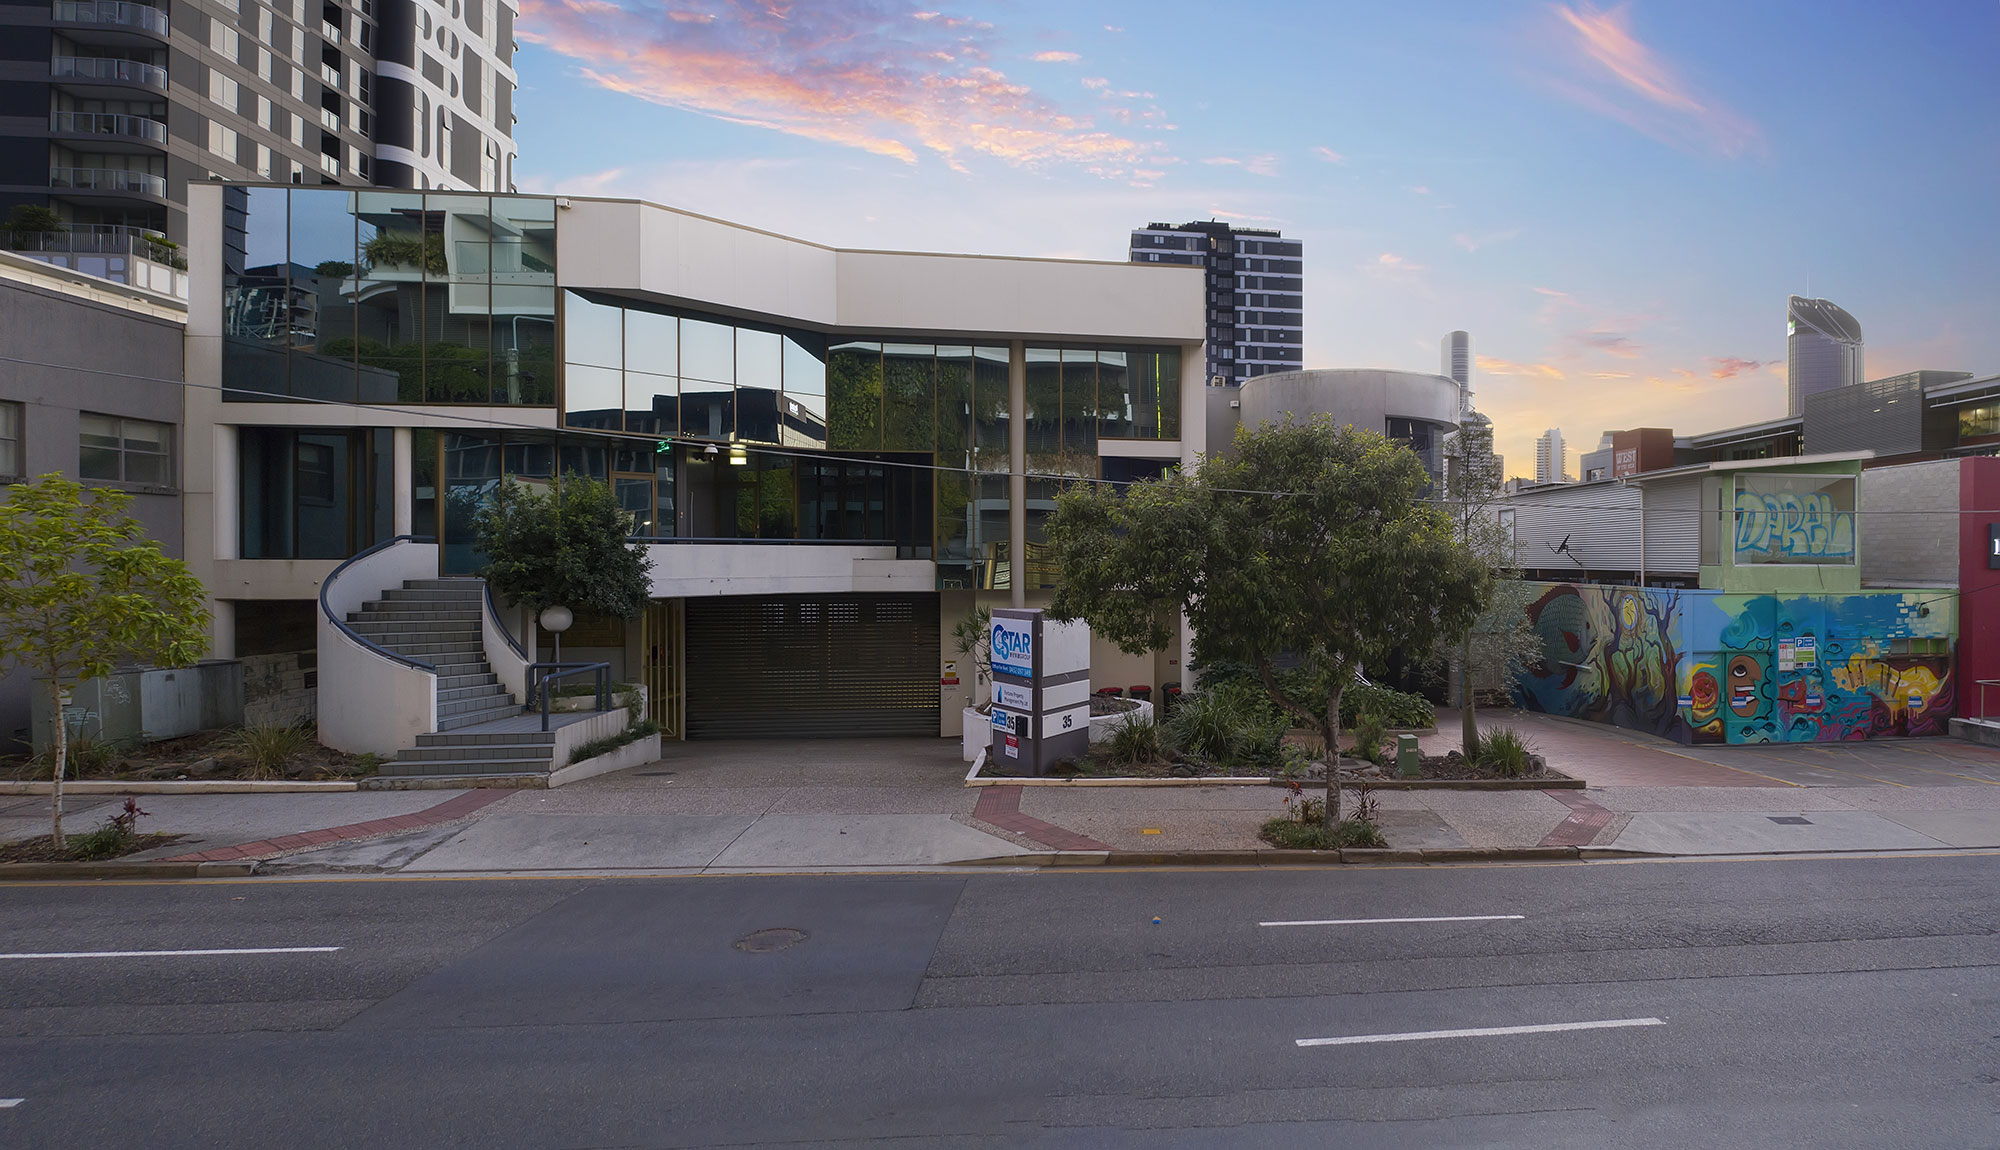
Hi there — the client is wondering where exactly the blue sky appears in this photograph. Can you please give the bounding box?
[511,0,2000,478]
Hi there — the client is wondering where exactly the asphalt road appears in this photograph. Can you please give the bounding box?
[3,856,1999,1148]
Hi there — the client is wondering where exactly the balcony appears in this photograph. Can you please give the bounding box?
[319,107,341,132]
[320,62,341,89]
[4,226,189,298]
[52,0,169,38]
[49,165,168,197]
[51,109,167,146]
[322,19,340,43]
[51,54,168,91]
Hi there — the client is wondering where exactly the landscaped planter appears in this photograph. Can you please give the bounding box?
[1087,699,1153,744]
[962,706,988,762]
[549,685,646,715]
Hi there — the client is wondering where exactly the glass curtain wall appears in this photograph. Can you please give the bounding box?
[239,427,393,559]
[222,187,558,404]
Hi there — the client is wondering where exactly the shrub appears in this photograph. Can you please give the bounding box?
[1102,712,1164,769]
[1188,662,1435,730]
[67,797,148,860]
[1165,683,1286,766]
[1350,709,1389,766]
[223,722,314,778]
[1259,817,1388,850]
[569,719,661,764]
[1477,727,1535,777]
[39,732,126,778]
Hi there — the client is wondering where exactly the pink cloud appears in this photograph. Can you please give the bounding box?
[1545,3,1765,159]
[1706,356,1770,378]
[1369,252,1426,273]
[518,1,1165,176]
[1477,354,1567,381]
[1312,145,1345,163]
[1031,50,1079,62]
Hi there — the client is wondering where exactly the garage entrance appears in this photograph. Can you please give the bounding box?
[683,593,941,739]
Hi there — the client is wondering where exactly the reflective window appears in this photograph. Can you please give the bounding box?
[883,344,935,451]
[563,291,622,369]
[625,309,676,375]
[680,317,734,384]
[79,413,173,486]
[736,329,782,444]
[565,364,623,431]
[828,341,883,450]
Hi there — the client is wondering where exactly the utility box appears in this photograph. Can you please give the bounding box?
[31,661,245,754]
[989,608,1091,775]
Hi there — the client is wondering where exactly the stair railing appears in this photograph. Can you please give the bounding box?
[527,662,612,732]
[316,534,442,755]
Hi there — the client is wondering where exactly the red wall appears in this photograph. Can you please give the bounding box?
[1960,457,2000,718]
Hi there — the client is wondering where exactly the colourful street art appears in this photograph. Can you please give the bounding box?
[1516,583,1954,744]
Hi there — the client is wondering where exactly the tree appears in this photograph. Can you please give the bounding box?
[0,476,210,847]
[3,203,64,241]
[1439,413,1542,756]
[1046,417,1491,826]
[470,474,653,618]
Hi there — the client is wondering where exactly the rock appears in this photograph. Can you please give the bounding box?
[186,758,217,778]
[1529,754,1548,772]
[1170,765,1196,778]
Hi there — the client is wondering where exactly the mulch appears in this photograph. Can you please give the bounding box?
[0,831,185,864]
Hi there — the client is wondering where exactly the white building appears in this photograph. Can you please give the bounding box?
[1535,427,1568,484]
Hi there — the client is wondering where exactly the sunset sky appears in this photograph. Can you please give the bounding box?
[510,0,2000,479]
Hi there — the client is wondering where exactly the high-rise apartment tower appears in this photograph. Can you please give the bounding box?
[0,0,520,247]
[1440,329,1470,412]
[1535,427,1567,485]
[1787,295,1864,416]
[1129,220,1302,386]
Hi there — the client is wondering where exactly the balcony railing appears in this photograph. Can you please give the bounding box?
[49,166,167,196]
[4,225,185,269]
[51,54,168,90]
[52,0,168,37]
[51,109,166,144]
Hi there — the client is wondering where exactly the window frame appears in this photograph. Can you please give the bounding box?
[0,400,21,480]
[78,412,176,488]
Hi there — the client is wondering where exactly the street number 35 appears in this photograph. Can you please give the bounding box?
[1061,713,1073,728]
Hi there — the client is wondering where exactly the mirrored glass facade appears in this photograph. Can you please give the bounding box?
[223,187,558,404]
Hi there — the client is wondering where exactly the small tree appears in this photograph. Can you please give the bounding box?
[952,606,994,714]
[0,476,210,847]
[3,204,64,242]
[470,473,652,620]
[1438,413,1542,756]
[1046,417,1490,827]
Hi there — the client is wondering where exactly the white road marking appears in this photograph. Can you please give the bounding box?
[0,947,340,960]
[1298,1017,1665,1048]
[0,1099,23,1108]
[1260,914,1525,927]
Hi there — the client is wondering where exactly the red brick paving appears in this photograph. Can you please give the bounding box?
[161,789,511,863]
[972,785,1113,852]
[1539,789,1616,849]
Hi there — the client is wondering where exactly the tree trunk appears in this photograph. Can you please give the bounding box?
[48,680,66,849]
[1459,633,1479,758]
[1321,682,1345,830]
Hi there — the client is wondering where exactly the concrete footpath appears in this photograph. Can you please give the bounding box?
[6,713,2000,875]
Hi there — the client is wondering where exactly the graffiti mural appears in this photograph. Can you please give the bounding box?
[1732,475,1857,564]
[1516,583,1954,744]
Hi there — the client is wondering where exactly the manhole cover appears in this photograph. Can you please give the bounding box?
[734,927,810,953]
[1768,816,1813,825]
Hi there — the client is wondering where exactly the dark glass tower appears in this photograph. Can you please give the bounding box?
[1787,296,1863,416]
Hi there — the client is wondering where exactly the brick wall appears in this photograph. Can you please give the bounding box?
[240,651,318,729]
[1861,460,1961,586]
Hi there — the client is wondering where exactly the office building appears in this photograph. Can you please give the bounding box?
[1787,295,1864,415]
[1209,367,1461,487]
[1128,220,1301,386]
[1440,329,1470,412]
[1534,427,1567,484]
[0,0,519,289]
[185,184,1205,764]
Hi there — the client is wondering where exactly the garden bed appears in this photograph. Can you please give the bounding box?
[0,831,183,864]
[0,727,381,784]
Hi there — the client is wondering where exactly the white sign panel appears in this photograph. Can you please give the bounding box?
[1042,704,1090,739]
[1041,619,1091,678]
[993,682,1032,710]
[991,616,1034,679]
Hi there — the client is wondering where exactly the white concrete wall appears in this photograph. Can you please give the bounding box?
[645,543,934,599]
[480,589,530,707]
[315,541,441,755]
[1237,368,1462,434]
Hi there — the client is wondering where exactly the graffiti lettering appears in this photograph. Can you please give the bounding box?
[1733,491,1854,562]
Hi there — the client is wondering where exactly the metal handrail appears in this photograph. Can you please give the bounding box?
[528,662,611,732]
[318,534,440,674]
[49,166,166,195]
[51,110,167,143]
[627,536,900,546]
[481,581,526,660]
[53,0,169,35]
[51,55,168,89]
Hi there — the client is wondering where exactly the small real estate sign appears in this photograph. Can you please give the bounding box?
[988,607,1091,776]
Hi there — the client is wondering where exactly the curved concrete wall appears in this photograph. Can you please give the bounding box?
[317,541,440,756]
[1236,368,1461,436]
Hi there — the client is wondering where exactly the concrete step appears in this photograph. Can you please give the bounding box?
[416,728,558,747]
[378,758,553,778]
[355,631,486,649]
[349,617,481,633]
[393,742,554,764]
[405,579,488,590]
[438,672,499,691]
[437,703,526,731]
[353,605,481,621]
[439,683,510,705]
[379,588,484,604]
[379,640,484,657]
[440,693,519,719]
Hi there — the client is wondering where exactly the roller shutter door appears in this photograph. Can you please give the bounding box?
[684,593,941,739]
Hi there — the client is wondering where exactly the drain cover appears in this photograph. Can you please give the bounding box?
[734,927,810,953]
[633,770,675,777]
[1768,816,1813,825]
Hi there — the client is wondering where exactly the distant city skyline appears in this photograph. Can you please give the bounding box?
[1535,428,1568,485]
[507,0,2000,479]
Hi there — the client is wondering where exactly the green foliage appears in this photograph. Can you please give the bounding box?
[1475,727,1535,777]
[471,475,653,618]
[2,204,63,237]
[313,259,355,278]
[1259,817,1388,850]
[1191,663,1437,730]
[36,731,126,778]
[1047,416,1488,826]
[1351,709,1389,766]
[951,607,993,713]
[1439,414,1545,751]
[363,230,447,275]
[0,475,210,845]
[569,719,661,764]
[223,722,314,778]
[1101,712,1165,769]
[66,797,149,860]
[1164,683,1285,767]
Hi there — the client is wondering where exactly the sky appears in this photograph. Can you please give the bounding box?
[510,0,2000,479]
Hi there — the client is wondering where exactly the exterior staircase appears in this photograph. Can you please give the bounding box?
[345,578,544,779]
